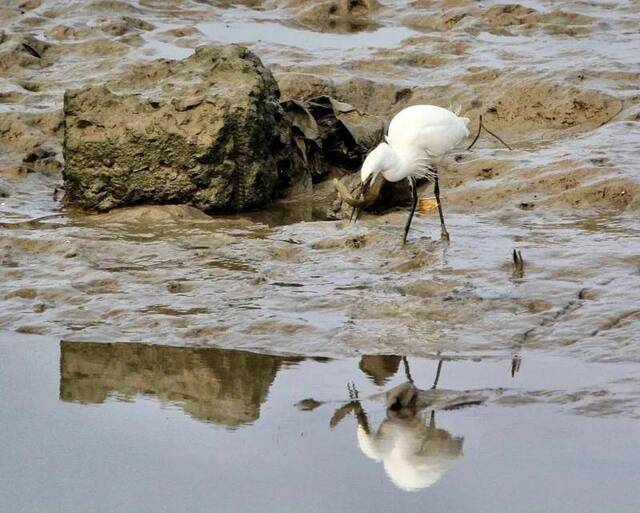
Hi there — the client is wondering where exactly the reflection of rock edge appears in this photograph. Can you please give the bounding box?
[59,341,302,429]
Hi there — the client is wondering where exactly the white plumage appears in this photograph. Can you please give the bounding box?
[356,415,463,492]
[359,105,470,243]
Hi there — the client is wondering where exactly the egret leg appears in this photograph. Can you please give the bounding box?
[402,177,418,246]
[433,169,450,241]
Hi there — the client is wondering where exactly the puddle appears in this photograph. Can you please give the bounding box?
[2,333,639,513]
[197,20,414,56]
[142,13,416,62]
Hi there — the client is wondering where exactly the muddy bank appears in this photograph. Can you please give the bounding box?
[1,0,639,214]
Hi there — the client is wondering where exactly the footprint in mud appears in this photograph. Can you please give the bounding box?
[71,277,121,295]
[311,234,367,250]
[167,281,196,294]
[5,287,39,300]
[386,248,435,273]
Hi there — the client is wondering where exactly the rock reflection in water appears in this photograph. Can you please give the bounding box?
[359,355,402,386]
[59,341,302,429]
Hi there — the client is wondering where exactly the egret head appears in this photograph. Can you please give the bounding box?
[360,142,396,190]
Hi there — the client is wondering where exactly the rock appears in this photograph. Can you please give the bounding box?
[308,95,385,167]
[0,33,52,72]
[295,398,324,411]
[277,72,336,102]
[20,146,62,175]
[282,95,385,181]
[295,0,381,32]
[63,45,303,213]
[281,99,324,179]
[334,78,414,116]
[22,146,56,163]
[98,16,155,36]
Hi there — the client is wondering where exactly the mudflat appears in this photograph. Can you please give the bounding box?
[1,1,639,511]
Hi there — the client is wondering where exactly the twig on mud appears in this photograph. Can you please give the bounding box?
[0,213,66,228]
[512,249,524,279]
[467,115,512,151]
[22,43,41,58]
[599,99,625,127]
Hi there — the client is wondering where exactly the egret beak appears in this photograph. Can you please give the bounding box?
[361,174,374,196]
[351,174,374,224]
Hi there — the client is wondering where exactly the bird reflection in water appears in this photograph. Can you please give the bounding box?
[331,358,474,491]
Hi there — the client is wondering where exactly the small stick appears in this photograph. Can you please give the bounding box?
[467,114,512,151]
[512,249,524,279]
[466,115,483,150]
[483,121,512,151]
[22,43,41,58]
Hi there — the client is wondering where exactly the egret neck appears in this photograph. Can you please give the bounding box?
[360,142,434,187]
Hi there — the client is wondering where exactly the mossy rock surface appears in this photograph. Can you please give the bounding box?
[63,45,300,212]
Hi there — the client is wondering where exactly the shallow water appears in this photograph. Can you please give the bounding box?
[197,20,414,56]
[2,332,639,513]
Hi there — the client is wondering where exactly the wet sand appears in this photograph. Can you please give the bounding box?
[1,0,640,509]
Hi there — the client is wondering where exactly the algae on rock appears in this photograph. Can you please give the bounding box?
[63,45,302,213]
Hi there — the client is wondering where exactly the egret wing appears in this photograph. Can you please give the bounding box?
[415,122,469,157]
[387,105,469,157]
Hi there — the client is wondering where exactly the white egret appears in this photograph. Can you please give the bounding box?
[359,105,470,244]
[356,409,464,491]
[333,359,465,492]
